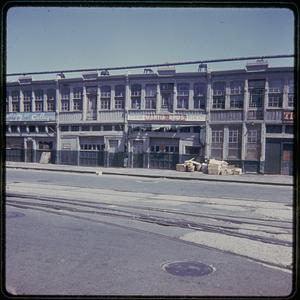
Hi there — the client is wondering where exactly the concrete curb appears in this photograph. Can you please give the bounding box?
[6,164,293,186]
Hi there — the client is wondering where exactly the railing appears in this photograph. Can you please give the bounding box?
[265,109,283,121]
[210,111,243,122]
[6,148,204,170]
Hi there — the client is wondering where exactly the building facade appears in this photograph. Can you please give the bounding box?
[5,61,294,174]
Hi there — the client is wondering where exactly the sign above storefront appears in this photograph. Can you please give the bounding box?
[282,111,294,123]
[128,112,206,122]
[6,112,56,122]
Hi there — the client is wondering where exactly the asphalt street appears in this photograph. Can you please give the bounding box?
[5,169,294,296]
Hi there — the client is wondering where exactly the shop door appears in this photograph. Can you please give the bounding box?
[265,139,281,174]
[132,140,144,168]
[281,144,293,175]
[26,140,34,163]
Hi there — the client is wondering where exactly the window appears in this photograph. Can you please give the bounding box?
[38,126,45,132]
[212,130,223,143]
[92,125,101,131]
[60,126,69,132]
[114,125,124,131]
[179,126,191,133]
[131,98,141,109]
[247,127,260,160]
[145,84,157,97]
[268,94,282,107]
[12,102,19,112]
[115,85,125,97]
[115,99,124,109]
[177,97,188,109]
[47,89,56,111]
[230,95,243,108]
[288,79,294,107]
[101,86,111,98]
[228,128,241,159]
[81,125,90,131]
[288,94,294,107]
[101,99,110,110]
[194,83,206,109]
[248,80,265,108]
[24,102,31,112]
[285,125,293,134]
[230,81,244,95]
[160,83,174,91]
[61,101,69,111]
[266,125,282,134]
[103,125,113,131]
[35,101,43,111]
[23,90,31,101]
[248,129,258,143]
[177,83,189,96]
[145,98,156,109]
[12,91,19,101]
[212,96,225,109]
[47,101,55,111]
[211,129,224,159]
[73,87,83,99]
[213,82,226,96]
[71,125,79,131]
[61,87,70,100]
[35,89,43,100]
[29,126,36,133]
[131,84,141,97]
[73,99,82,111]
[269,79,283,93]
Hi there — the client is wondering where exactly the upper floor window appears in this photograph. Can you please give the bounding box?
[73,87,83,99]
[177,83,189,96]
[101,85,111,98]
[131,84,141,97]
[47,89,56,101]
[213,82,226,96]
[248,80,265,108]
[131,98,141,109]
[145,98,156,109]
[101,99,110,110]
[212,95,225,109]
[230,81,244,94]
[230,95,243,109]
[247,129,258,144]
[34,89,43,101]
[269,79,283,93]
[194,83,206,97]
[23,90,32,101]
[12,91,19,101]
[268,94,282,108]
[160,83,174,92]
[145,84,157,97]
[288,79,294,107]
[61,87,70,100]
[115,99,124,109]
[177,97,188,109]
[115,85,125,97]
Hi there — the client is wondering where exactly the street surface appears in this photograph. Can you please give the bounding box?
[5,169,294,296]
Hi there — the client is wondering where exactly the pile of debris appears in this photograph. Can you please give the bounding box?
[176,158,242,175]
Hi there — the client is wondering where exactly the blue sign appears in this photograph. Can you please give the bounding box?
[6,112,56,122]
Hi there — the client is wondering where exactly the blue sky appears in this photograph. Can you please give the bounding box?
[6,6,294,80]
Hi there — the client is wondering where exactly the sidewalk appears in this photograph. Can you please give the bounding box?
[5,161,293,186]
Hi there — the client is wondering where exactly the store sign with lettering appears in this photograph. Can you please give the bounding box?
[282,111,294,123]
[144,114,187,121]
[6,112,56,122]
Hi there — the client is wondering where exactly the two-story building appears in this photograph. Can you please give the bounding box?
[6,61,294,174]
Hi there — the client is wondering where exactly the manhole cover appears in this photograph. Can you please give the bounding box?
[162,261,214,277]
[6,212,25,218]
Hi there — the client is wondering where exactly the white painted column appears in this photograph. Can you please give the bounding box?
[188,83,194,110]
[19,89,24,112]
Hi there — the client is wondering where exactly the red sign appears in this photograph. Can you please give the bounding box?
[282,111,294,123]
